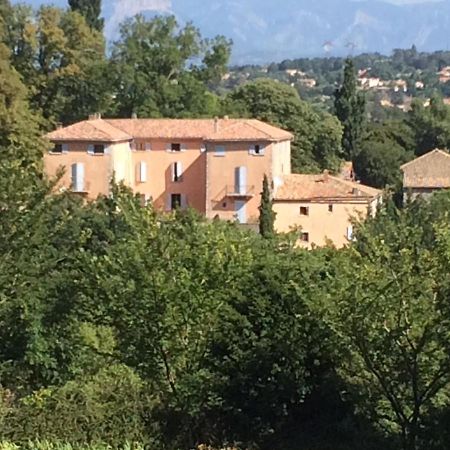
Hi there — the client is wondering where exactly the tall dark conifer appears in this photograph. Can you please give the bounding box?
[68,0,104,31]
[334,58,366,160]
[259,174,276,238]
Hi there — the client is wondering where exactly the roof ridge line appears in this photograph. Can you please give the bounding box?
[400,148,450,170]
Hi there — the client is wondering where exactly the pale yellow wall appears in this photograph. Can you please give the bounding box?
[110,141,133,187]
[273,200,372,248]
[44,141,113,199]
[271,140,291,184]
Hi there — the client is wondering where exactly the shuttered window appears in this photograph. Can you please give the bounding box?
[249,144,265,156]
[234,166,247,194]
[137,162,147,183]
[71,163,85,192]
[172,162,183,182]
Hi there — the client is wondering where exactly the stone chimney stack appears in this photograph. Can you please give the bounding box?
[323,169,329,182]
[214,116,219,133]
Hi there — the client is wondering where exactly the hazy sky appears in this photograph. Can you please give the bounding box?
[11,0,447,7]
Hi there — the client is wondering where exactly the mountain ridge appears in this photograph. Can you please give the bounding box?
[13,0,450,63]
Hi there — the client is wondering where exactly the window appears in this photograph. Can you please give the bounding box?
[171,194,181,210]
[300,232,309,242]
[328,204,334,213]
[51,143,68,154]
[171,143,181,152]
[137,162,147,183]
[347,225,354,241]
[215,145,226,156]
[172,162,183,182]
[300,206,309,216]
[139,194,151,207]
[234,166,247,194]
[135,142,152,151]
[93,144,105,155]
[249,144,265,156]
[71,163,85,192]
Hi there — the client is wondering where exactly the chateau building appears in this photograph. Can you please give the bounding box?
[45,115,380,247]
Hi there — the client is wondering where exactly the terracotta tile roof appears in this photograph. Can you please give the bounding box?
[46,118,293,143]
[105,118,293,141]
[45,119,132,143]
[273,173,381,202]
[400,149,450,188]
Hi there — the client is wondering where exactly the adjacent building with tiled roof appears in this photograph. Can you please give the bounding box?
[273,172,382,248]
[400,149,450,201]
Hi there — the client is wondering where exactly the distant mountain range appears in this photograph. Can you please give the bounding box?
[15,0,450,63]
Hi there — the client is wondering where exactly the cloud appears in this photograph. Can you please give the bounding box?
[105,0,172,40]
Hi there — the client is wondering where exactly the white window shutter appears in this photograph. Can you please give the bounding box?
[200,144,206,153]
[235,166,247,194]
[181,194,187,210]
[181,143,187,152]
[172,162,183,181]
[145,143,152,151]
[87,144,94,155]
[259,145,266,155]
[104,146,111,155]
[165,194,171,211]
[177,162,183,179]
[72,163,85,192]
[248,145,255,155]
[347,225,354,241]
[138,162,147,183]
[62,144,69,154]
[166,143,172,152]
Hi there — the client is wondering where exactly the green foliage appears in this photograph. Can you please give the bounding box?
[68,0,104,31]
[109,15,231,118]
[229,79,343,172]
[334,58,366,159]
[258,174,275,238]
[3,365,149,445]
[407,96,450,156]
[321,193,450,450]
[5,4,108,126]
[354,121,414,188]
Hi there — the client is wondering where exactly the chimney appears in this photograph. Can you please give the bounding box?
[223,115,229,120]
[323,169,329,182]
[214,116,219,133]
[88,113,101,120]
[131,112,138,119]
[352,187,361,196]
[56,122,63,130]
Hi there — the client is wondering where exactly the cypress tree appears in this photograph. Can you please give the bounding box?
[68,0,104,31]
[259,174,276,238]
[334,58,366,160]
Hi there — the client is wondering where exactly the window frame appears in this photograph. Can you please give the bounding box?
[171,193,182,210]
[214,145,226,157]
[300,232,309,243]
[93,144,105,155]
[299,206,309,216]
[172,162,183,182]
